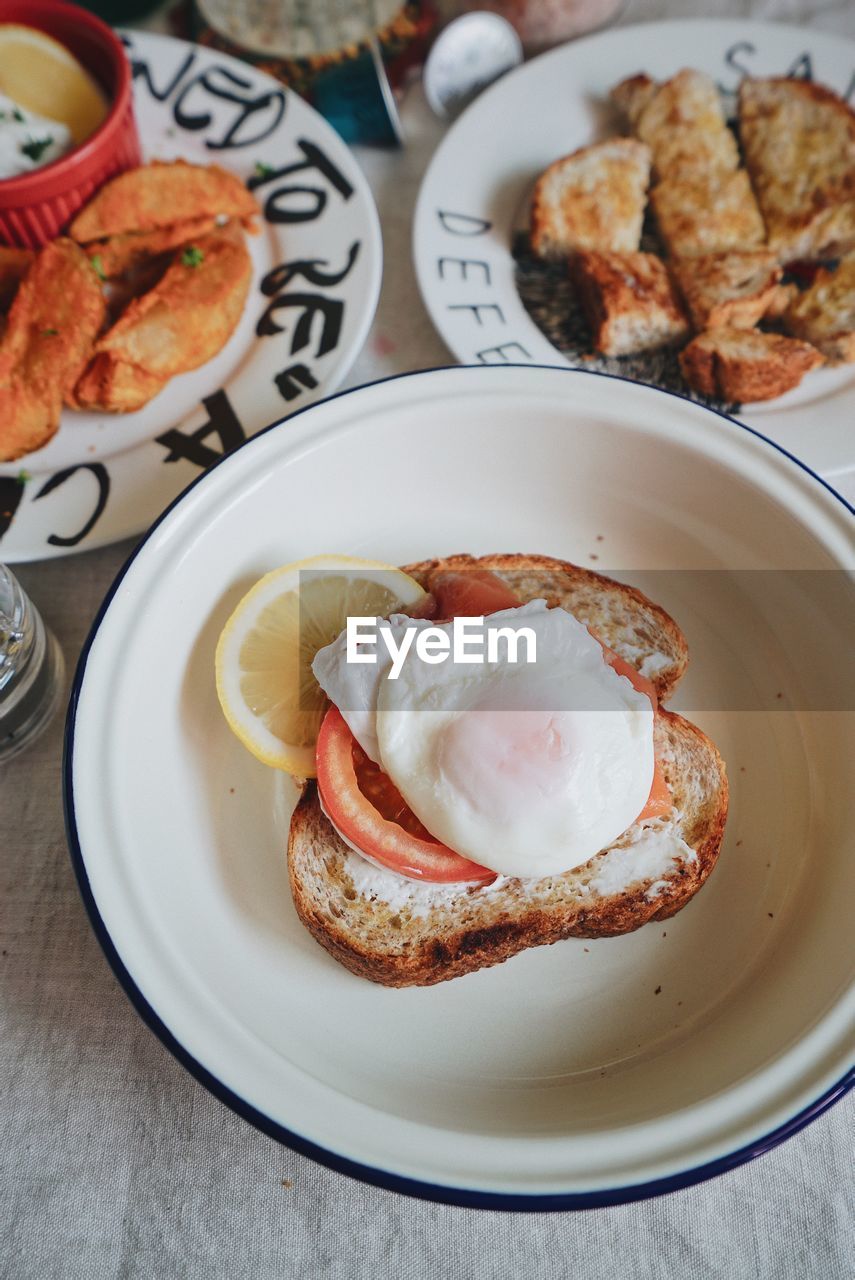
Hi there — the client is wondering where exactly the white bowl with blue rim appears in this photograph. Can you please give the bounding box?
[65,364,854,1207]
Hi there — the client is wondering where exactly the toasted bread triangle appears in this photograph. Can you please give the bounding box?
[530,138,651,258]
[738,78,855,262]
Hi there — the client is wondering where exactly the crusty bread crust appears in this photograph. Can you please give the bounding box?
[288,711,728,987]
[679,327,823,401]
[287,554,727,986]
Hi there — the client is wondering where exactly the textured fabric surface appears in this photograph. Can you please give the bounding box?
[1,2,853,1276]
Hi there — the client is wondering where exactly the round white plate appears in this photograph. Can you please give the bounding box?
[0,30,381,563]
[65,366,854,1207]
[414,20,855,485]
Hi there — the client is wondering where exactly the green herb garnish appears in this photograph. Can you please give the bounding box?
[13,106,25,123]
[20,135,53,163]
[90,254,106,280]
[40,328,59,337]
[181,245,205,268]
[254,161,274,179]
[17,469,31,485]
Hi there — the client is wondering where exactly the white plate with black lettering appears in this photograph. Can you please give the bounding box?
[413,19,855,496]
[0,30,381,562]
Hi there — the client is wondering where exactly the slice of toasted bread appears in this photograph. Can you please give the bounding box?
[289,712,726,987]
[679,327,824,401]
[612,69,739,180]
[784,253,855,363]
[287,554,726,987]
[530,138,652,258]
[738,78,855,262]
[571,249,690,356]
[651,169,765,258]
[406,552,689,699]
[763,282,798,320]
[671,250,785,329]
[610,74,658,130]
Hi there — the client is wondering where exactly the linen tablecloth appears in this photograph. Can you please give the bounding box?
[1,1,853,1275]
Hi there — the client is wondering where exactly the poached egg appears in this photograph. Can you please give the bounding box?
[313,601,655,879]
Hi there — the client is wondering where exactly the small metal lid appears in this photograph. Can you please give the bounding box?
[423,11,524,121]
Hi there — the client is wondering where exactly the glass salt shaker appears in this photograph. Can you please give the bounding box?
[0,566,65,763]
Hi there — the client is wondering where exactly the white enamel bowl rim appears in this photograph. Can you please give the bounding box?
[64,365,854,1210]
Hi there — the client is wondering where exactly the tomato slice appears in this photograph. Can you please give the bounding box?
[637,758,671,820]
[399,569,520,621]
[589,629,670,818]
[350,738,436,840]
[592,634,659,711]
[316,706,496,885]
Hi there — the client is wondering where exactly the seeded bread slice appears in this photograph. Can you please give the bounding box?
[530,138,652,258]
[570,250,690,357]
[611,69,739,181]
[738,78,855,262]
[784,254,855,363]
[651,170,765,259]
[671,250,787,330]
[288,711,727,987]
[679,327,824,402]
[287,554,726,986]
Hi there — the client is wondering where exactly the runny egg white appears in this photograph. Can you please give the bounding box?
[313,601,655,878]
[312,613,433,765]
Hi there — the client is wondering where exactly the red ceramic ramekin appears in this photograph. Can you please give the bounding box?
[0,0,141,248]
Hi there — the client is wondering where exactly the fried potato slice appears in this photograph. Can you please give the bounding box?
[71,355,166,414]
[0,247,34,311]
[70,160,259,242]
[0,239,105,461]
[73,229,252,413]
[88,216,220,278]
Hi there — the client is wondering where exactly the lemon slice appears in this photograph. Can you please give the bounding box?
[215,555,426,776]
[0,24,108,145]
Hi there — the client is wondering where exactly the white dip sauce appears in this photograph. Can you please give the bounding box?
[0,92,71,179]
